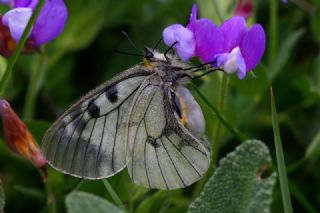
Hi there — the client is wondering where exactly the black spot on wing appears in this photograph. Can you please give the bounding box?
[105,84,118,103]
[147,136,160,148]
[87,100,100,118]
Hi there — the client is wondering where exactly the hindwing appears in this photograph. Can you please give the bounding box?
[126,75,211,190]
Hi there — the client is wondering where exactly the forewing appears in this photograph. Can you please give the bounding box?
[126,76,211,190]
[42,66,149,179]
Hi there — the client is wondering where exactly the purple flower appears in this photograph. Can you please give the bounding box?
[186,4,224,63]
[162,4,224,62]
[162,4,266,79]
[1,0,67,46]
[282,0,288,3]
[163,24,195,62]
[214,16,265,79]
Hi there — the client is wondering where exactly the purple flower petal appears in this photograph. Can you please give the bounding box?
[187,4,198,32]
[14,0,38,8]
[0,0,12,6]
[240,24,265,71]
[163,24,184,46]
[31,0,67,45]
[220,16,247,52]
[163,24,195,61]
[189,18,224,63]
[223,47,246,79]
[2,7,32,42]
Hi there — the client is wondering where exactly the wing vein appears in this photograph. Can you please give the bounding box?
[155,142,169,190]
[143,119,151,188]
[95,114,107,177]
[165,136,201,177]
[159,138,186,187]
[82,119,97,177]
[69,118,92,172]
[60,113,85,168]
[130,85,157,183]
[111,109,119,172]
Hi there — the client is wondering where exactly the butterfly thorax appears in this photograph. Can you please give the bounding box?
[143,51,186,84]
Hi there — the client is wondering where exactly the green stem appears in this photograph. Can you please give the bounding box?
[270,87,293,213]
[44,178,57,213]
[102,179,126,211]
[23,53,47,120]
[270,0,278,63]
[211,74,228,168]
[0,0,45,96]
[38,169,56,213]
[191,83,247,142]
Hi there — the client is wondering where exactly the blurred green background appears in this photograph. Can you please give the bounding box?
[1,0,320,212]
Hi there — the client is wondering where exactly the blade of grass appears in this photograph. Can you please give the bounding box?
[0,0,45,96]
[289,180,318,213]
[102,179,126,212]
[191,83,247,142]
[270,86,293,213]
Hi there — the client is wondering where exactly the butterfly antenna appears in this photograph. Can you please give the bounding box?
[152,38,163,52]
[121,31,141,52]
[164,41,177,61]
[113,50,144,57]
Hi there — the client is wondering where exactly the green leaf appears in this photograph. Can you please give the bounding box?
[0,184,5,211]
[305,130,320,161]
[270,87,293,213]
[188,140,276,213]
[135,191,169,213]
[269,29,305,81]
[65,191,125,213]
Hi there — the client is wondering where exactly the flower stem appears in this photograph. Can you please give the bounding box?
[23,53,47,120]
[102,179,126,211]
[0,0,45,96]
[38,169,56,213]
[270,0,278,63]
[211,74,228,168]
[44,177,57,213]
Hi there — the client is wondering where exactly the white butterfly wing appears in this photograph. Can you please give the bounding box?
[42,66,150,179]
[126,75,211,190]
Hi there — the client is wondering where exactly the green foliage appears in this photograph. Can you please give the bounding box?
[188,140,276,213]
[65,191,124,213]
[270,88,293,213]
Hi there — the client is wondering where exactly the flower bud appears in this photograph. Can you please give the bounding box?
[0,99,47,169]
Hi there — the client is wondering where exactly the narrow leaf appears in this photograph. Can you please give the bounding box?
[191,83,247,142]
[65,191,125,213]
[188,140,276,213]
[0,0,45,95]
[270,87,294,213]
[305,130,320,160]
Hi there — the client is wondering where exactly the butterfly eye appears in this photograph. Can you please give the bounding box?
[144,48,154,59]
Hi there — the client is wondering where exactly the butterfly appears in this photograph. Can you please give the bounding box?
[41,48,216,190]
